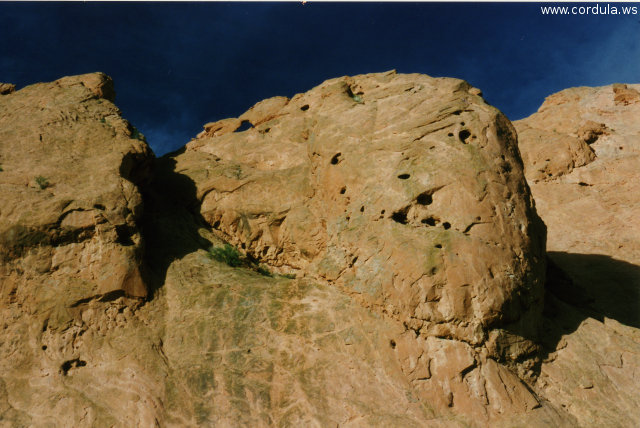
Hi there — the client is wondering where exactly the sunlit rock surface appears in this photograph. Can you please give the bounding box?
[0,72,637,427]
[515,83,640,427]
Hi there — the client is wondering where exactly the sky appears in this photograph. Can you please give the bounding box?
[1,2,639,155]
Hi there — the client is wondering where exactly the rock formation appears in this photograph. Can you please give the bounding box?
[185,71,547,357]
[179,71,555,421]
[0,73,151,300]
[0,72,637,427]
[514,83,640,427]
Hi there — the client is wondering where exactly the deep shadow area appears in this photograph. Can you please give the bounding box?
[547,251,639,328]
[539,252,640,356]
[138,149,213,298]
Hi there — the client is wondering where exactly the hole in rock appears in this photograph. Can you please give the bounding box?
[115,224,135,246]
[42,345,47,351]
[330,153,342,165]
[443,222,451,230]
[263,128,271,133]
[360,206,365,212]
[381,210,386,214]
[448,133,454,137]
[460,122,465,126]
[416,192,433,205]
[390,340,396,349]
[502,162,512,173]
[391,208,409,224]
[459,130,471,143]
[340,187,346,194]
[60,358,86,376]
[435,244,442,249]
[93,204,105,210]
[241,243,246,249]
[578,182,590,187]
[421,217,438,226]
[235,120,253,132]
[213,221,221,229]
[351,256,358,266]
[300,104,310,111]
[397,174,411,180]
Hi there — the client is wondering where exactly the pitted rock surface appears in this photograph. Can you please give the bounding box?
[180,71,546,358]
[7,72,639,427]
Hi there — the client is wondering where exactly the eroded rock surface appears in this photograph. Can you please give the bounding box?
[515,84,640,427]
[0,83,15,96]
[176,71,560,423]
[0,72,152,300]
[0,73,158,426]
[5,72,637,427]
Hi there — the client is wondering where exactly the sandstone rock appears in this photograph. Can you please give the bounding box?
[0,73,161,427]
[0,71,159,423]
[516,84,640,426]
[11,72,639,427]
[612,83,640,106]
[0,72,153,303]
[183,71,546,352]
[175,71,556,422]
[0,83,15,95]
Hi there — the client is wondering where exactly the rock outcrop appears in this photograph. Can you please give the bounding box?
[1,72,638,427]
[176,71,556,422]
[0,72,152,300]
[514,83,640,427]
[0,73,157,426]
[0,83,15,96]
[185,71,546,349]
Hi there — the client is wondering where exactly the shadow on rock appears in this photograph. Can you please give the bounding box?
[540,251,640,354]
[138,149,213,298]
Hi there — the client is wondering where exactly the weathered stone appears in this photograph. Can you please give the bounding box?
[5,72,639,427]
[0,72,152,303]
[173,71,557,423]
[0,83,15,95]
[516,83,640,427]
[181,71,546,355]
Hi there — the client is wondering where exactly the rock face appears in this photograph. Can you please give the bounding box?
[0,73,155,426]
[1,72,637,427]
[183,71,546,354]
[0,73,152,300]
[514,83,640,427]
[172,71,563,423]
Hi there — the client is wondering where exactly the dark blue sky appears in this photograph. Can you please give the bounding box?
[2,2,639,155]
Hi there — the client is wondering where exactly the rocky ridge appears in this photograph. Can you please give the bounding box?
[0,72,637,427]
